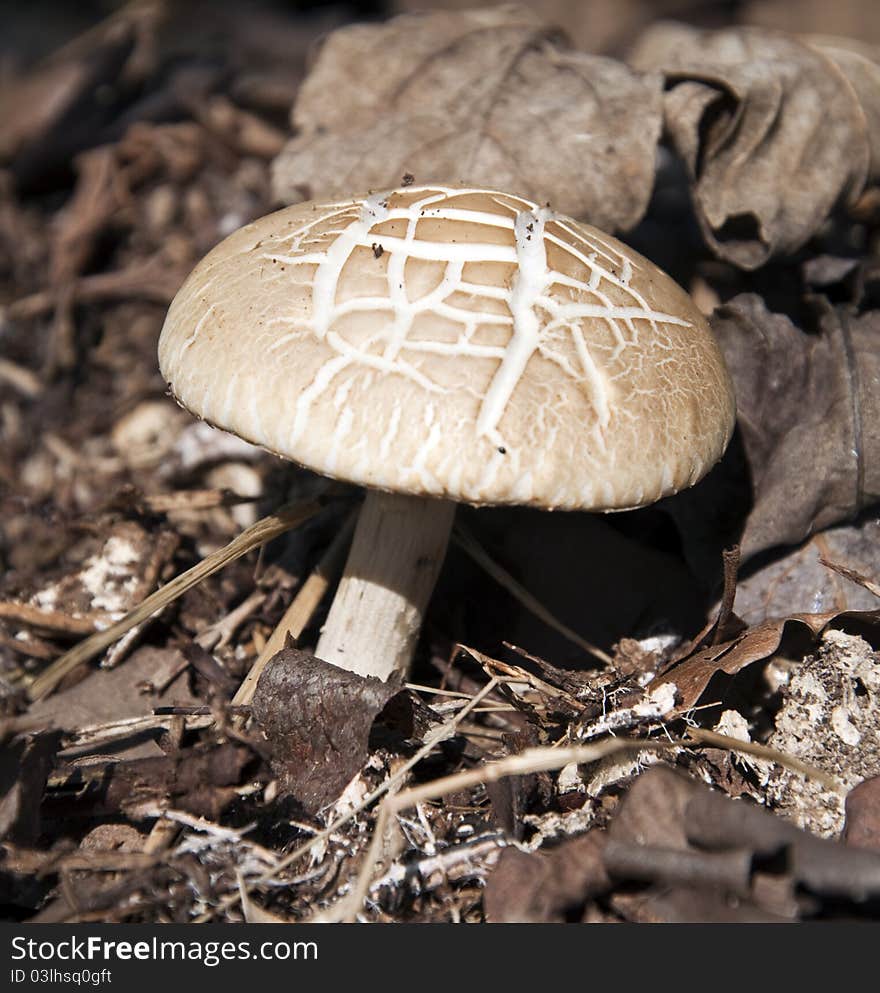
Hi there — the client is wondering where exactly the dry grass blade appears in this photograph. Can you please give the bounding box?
[232,510,355,706]
[453,524,613,666]
[683,726,844,792]
[27,500,321,701]
[339,722,842,920]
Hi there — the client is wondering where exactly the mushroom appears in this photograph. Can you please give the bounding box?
[158,184,735,683]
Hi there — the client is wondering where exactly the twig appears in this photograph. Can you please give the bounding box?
[141,488,263,513]
[0,602,101,636]
[195,590,265,651]
[818,557,880,599]
[712,546,741,645]
[27,500,321,700]
[0,358,42,398]
[369,832,506,895]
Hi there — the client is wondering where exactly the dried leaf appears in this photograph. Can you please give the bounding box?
[611,766,880,906]
[271,6,663,230]
[28,644,198,762]
[630,23,869,268]
[733,523,880,627]
[845,776,880,851]
[483,833,609,923]
[250,647,403,815]
[711,294,880,560]
[651,606,880,712]
[803,35,880,185]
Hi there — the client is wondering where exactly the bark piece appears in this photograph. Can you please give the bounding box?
[44,743,254,822]
[271,6,663,231]
[250,647,403,815]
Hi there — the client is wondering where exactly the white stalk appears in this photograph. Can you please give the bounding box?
[316,491,455,681]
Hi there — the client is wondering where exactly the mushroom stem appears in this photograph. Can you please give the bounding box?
[316,491,455,681]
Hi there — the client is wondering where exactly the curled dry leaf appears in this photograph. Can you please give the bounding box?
[629,23,870,268]
[803,35,880,186]
[271,5,663,230]
[250,647,404,816]
[710,294,880,560]
[650,606,880,713]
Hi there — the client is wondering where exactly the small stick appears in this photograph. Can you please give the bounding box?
[141,488,263,514]
[0,602,100,636]
[27,500,321,701]
[453,524,613,666]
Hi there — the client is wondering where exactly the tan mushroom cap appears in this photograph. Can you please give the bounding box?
[158,184,735,511]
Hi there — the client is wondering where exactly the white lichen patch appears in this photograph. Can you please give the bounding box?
[632,682,676,718]
[713,709,772,783]
[78,535,142,616]
[26,523,153,624]
[764,629,880,838]
[557,762,585,796]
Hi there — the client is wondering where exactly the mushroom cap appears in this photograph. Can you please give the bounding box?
[158,184,735,511]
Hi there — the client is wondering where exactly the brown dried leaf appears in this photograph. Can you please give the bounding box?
[651,606,880,712]
[483,833,609,923]
[711,295,880,560]
[610,766,880,909]
[271,6,663,230]
[803,36,880,185]
[250,647,403,815]
[845,776,880,851]
[733,524,880,627]
[630,23,869,268]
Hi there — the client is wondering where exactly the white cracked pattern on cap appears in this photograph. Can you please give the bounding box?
[158,185,736,510]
